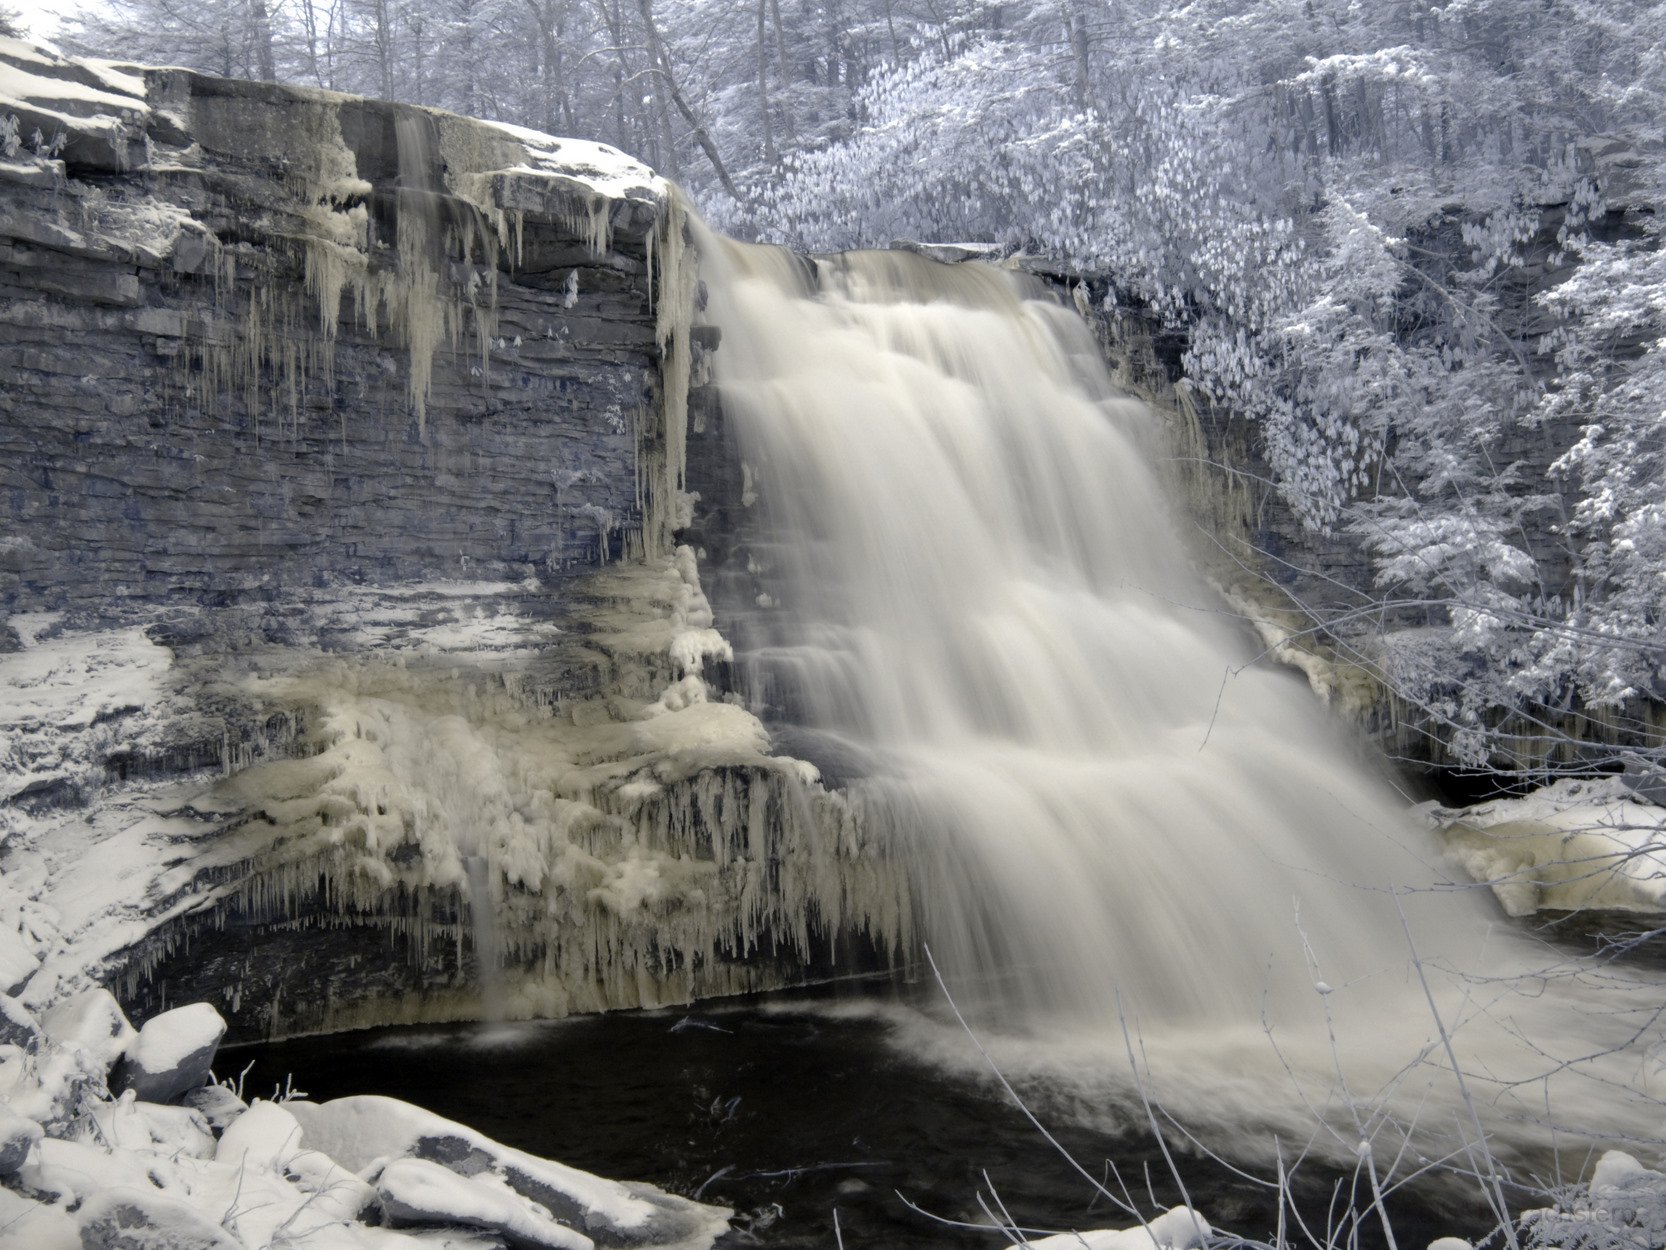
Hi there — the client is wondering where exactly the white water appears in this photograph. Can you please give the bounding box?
[695,233,1666,1167]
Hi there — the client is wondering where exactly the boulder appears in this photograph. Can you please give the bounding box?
[0,993,45,1052]
[181,1083,247,1132]
[39,988,135,1072]
[376,1155,592,1250]
[110,1003,225,1104]
[288,1094,732,1247]
[76,1188,241,1250]
[0,1106,42,1175]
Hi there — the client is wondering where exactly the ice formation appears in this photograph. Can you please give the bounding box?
[1425,777,1666,917]
[0,554,910,1036]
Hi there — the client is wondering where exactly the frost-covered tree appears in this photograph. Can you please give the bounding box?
[55,0,1666,774]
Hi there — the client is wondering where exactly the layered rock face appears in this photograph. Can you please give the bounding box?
[0,42,907,1039]
[0,42,671,613]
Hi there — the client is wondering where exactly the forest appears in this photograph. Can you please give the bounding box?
[37,0,1663,785]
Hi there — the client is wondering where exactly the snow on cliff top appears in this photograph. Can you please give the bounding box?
[0,35,665,207]
[482,119,667,202]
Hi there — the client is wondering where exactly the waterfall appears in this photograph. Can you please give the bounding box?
[464,854,506,1024]
[693,231,1666,1161]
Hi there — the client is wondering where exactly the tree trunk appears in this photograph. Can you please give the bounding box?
[635,0,744,202]
[1062,0,1091,112]
[768,0,795,143]
[248,0,277,81]
[756,0,776,164]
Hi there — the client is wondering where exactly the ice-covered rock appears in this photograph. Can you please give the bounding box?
[38,988,135,1070]
[288,1094,731,1247]
[110,1002,225,1104]
[378,1156,593,1250]
[1427,777,1666,916]
[76,1187,242,1250]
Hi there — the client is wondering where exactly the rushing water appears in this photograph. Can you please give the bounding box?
[690,233,1666,1172]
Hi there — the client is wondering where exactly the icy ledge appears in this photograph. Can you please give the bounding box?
[1423,777,1666,917]
[1,547,911,1037]
[0,988,730,1248]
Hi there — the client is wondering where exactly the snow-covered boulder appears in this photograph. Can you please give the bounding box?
[378,1156,592,1250]
[38,987,135,1070]
[76,1187,242,1250]
[0,926,39,998]
[0,1186,77,1248]
[0,1106,41,1175]
[181,1083,247,1133]
[0,993,44,1052]
[287,1094,731,1248]
[215,1099,378,1222]
[111,1002,225,1104]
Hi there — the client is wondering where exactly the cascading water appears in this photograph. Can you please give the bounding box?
[694,231,1666,1164]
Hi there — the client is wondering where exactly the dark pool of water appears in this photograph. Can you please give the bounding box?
[228,985,1490,1248]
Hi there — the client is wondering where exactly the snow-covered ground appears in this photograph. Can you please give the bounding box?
[0,989,733,1248]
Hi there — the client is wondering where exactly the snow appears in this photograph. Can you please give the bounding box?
[38,988,136,1069]
[1020,1206,1212,1250]
[376,1157,593,1250]
[0,38,150,117]
[478,121,666,202]
[126,1002,223,1072]
[1425,777,1666,916]
[0,1185,78,1249]
[287,1095,658,1232]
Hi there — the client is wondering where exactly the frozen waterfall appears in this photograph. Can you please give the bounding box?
[693,232,1666,1160]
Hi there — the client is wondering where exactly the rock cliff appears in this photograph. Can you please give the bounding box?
[0,41,908,1039]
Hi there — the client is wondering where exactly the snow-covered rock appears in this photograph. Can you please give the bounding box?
[111,1002,225,1104]
[76,1188,242,1250]
[0,993,44,1051]
[39,988,135,1070]
[377,1156,592,1250]
[287,1094,732,1248]
[181,1083,247,1132]
[1426,778,1666,916]
[0,995,731,1249]
[0,1105,41,1175]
